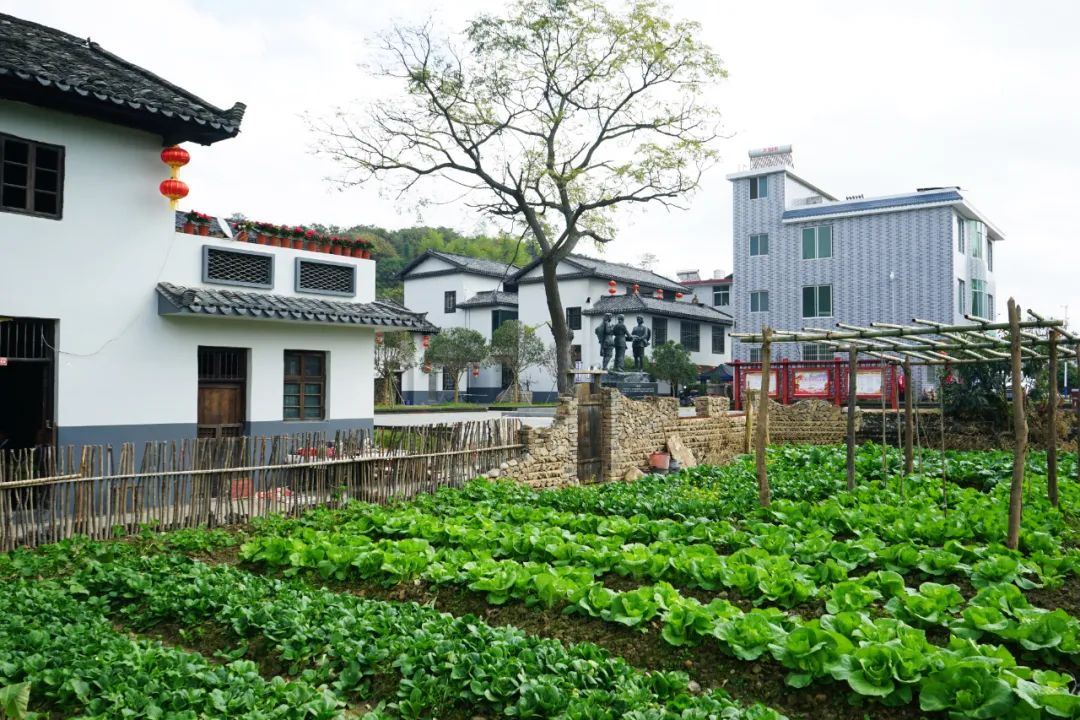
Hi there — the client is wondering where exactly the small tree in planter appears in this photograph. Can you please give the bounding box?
[374,331,418,405]
[424,327,488,402]
[488,320,546,403]
[646,341,699,397]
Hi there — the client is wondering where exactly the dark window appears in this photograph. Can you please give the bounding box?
[653,317,668,345]
[442,368,456,391]
[283,351,325,420]
[801,226,833,259]
[749,233,769,256]
[802,285,833,318]
[749,176,768,200]
[957,279,966,314]
[713,287,730,306]
[571,344,582,363]
[566,306,582,330]
[0,132,64,219]
[491,309,518,333]
[296,259,355,296]
[680,322,700,352]
[987,240,994,271]
[711,326,725,354]
[750,291,769,313]
[957,216,966,253]
[749,347,763,363]
[204,247,273,288]
[444,291,457,313]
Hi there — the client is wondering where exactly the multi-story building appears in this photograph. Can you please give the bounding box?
[0,12,430,452]
[398,250,519,404]
[397,252,733,403]
[727,146,1003,365]
[677,269,733,312]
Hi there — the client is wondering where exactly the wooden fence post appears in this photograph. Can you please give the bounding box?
[756,327,773,507]
[1048,331,1059,506]
[1007,298,1029,550]
[846,346,858,491]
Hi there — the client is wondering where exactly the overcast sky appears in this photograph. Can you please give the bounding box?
[7,0,1080,325]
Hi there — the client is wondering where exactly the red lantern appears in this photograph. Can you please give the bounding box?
[422,334,431,349]
[472,364,480,378]
[375,332,383,346]
[422,363,432,374]
[655,288,663,299]
[160,145,190,174]
[675,292,684,300]
[608,279,617,295]
[632,284,640,295]
[159,178,189,208]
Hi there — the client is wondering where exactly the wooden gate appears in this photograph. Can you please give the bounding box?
[576,383,603,483]
[197,347,247,438]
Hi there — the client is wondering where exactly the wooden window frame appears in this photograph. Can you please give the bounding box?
[566,306,582,330]
[283,350,326,421]
[652,317,668,345]
[0,132,65,220]
[444,291,457,314]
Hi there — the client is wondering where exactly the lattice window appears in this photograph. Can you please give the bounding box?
[203,247,273,288]
[296,260,355,296]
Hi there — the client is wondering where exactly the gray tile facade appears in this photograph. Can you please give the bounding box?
[731,171,998,366]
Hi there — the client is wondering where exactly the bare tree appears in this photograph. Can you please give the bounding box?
[317,0,724,394]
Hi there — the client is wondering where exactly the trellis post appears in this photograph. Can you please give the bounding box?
[1048,331,1059,506]
[846,345,858,491]
[880,364,888,483]
[756,327,773,507]
[903,358,914,476]
[1007,298,1029,550]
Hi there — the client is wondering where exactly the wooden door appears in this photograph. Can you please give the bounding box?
[198,385,245,438]
[577,386,603,483]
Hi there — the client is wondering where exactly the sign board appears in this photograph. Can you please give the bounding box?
[792,368,830,397]
[573,361,589,384]
[0,357,7,367]
[744,370,781,397]
[856,369,884,397]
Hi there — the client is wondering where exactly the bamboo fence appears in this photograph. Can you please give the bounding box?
[0,419,523,551]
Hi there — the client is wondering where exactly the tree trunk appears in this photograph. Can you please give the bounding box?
[846,346,858,491]
[1048,331,1059,507]
[541,256,572,395]
[1007,298,1028,550]
[453,371,461,403]
[756,327,772,507]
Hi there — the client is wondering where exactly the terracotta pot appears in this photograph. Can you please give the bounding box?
[236,231,249,242]
[256,233,269,245]
[307,240,319,252]
[362,249,371,259]
[198,225,210,236]
[183,221,195,234]
[648,451,670,471]
[293,238,304,250]
[331,246,342,256]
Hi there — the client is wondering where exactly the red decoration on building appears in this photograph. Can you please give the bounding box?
[159,178,189,205]
[632,284,640,295]
[375,332,384,346]
[160,146,190,172]
[675,292,684,300]
[422,363,432,374]
[472,364,480,377]
[422,334,431,348]
[608,279,617,295]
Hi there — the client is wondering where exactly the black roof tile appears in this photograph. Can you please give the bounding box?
[397,249,519,280]
[583,294,733,324]
[156,282,439,331]
[456,290,518,308]
[514,254,688,293]
[0,13,244,145]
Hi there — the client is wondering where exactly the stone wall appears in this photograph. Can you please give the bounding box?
[485,396,578,488]
[758,398,855,445]
[601,390,746,481]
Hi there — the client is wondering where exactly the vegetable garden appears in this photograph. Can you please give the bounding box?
[2,444,1079,719]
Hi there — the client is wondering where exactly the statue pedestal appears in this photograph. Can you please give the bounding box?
[601,371,658,399]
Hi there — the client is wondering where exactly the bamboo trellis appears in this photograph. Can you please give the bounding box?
[0,419,524,551]
[733,299,1071,549]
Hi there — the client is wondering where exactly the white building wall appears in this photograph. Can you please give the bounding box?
[0,101,377,447]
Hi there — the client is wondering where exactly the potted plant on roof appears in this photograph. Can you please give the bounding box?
[289,226,304,250]
[253,221,273,245]
[233,219,253,242]
[304,229,320,252]
[182,210,198,234]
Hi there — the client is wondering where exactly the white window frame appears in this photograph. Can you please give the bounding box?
[801,284,833,318]
[749,233,769,257]
[801,225,833,260]
[750,290,769,313]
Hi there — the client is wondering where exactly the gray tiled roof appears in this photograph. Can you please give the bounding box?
[583,294,734,324]
[513,254,688,292]
[0,13,244,145]
[397,250,519,280]
[156,282,438,331]
[456,290,519,308]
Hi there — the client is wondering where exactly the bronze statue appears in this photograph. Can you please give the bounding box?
[630,315,651,371]
[611,315,630,371]
[595,313,614,370]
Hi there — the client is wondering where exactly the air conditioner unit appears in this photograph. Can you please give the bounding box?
[804,196,824,205]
